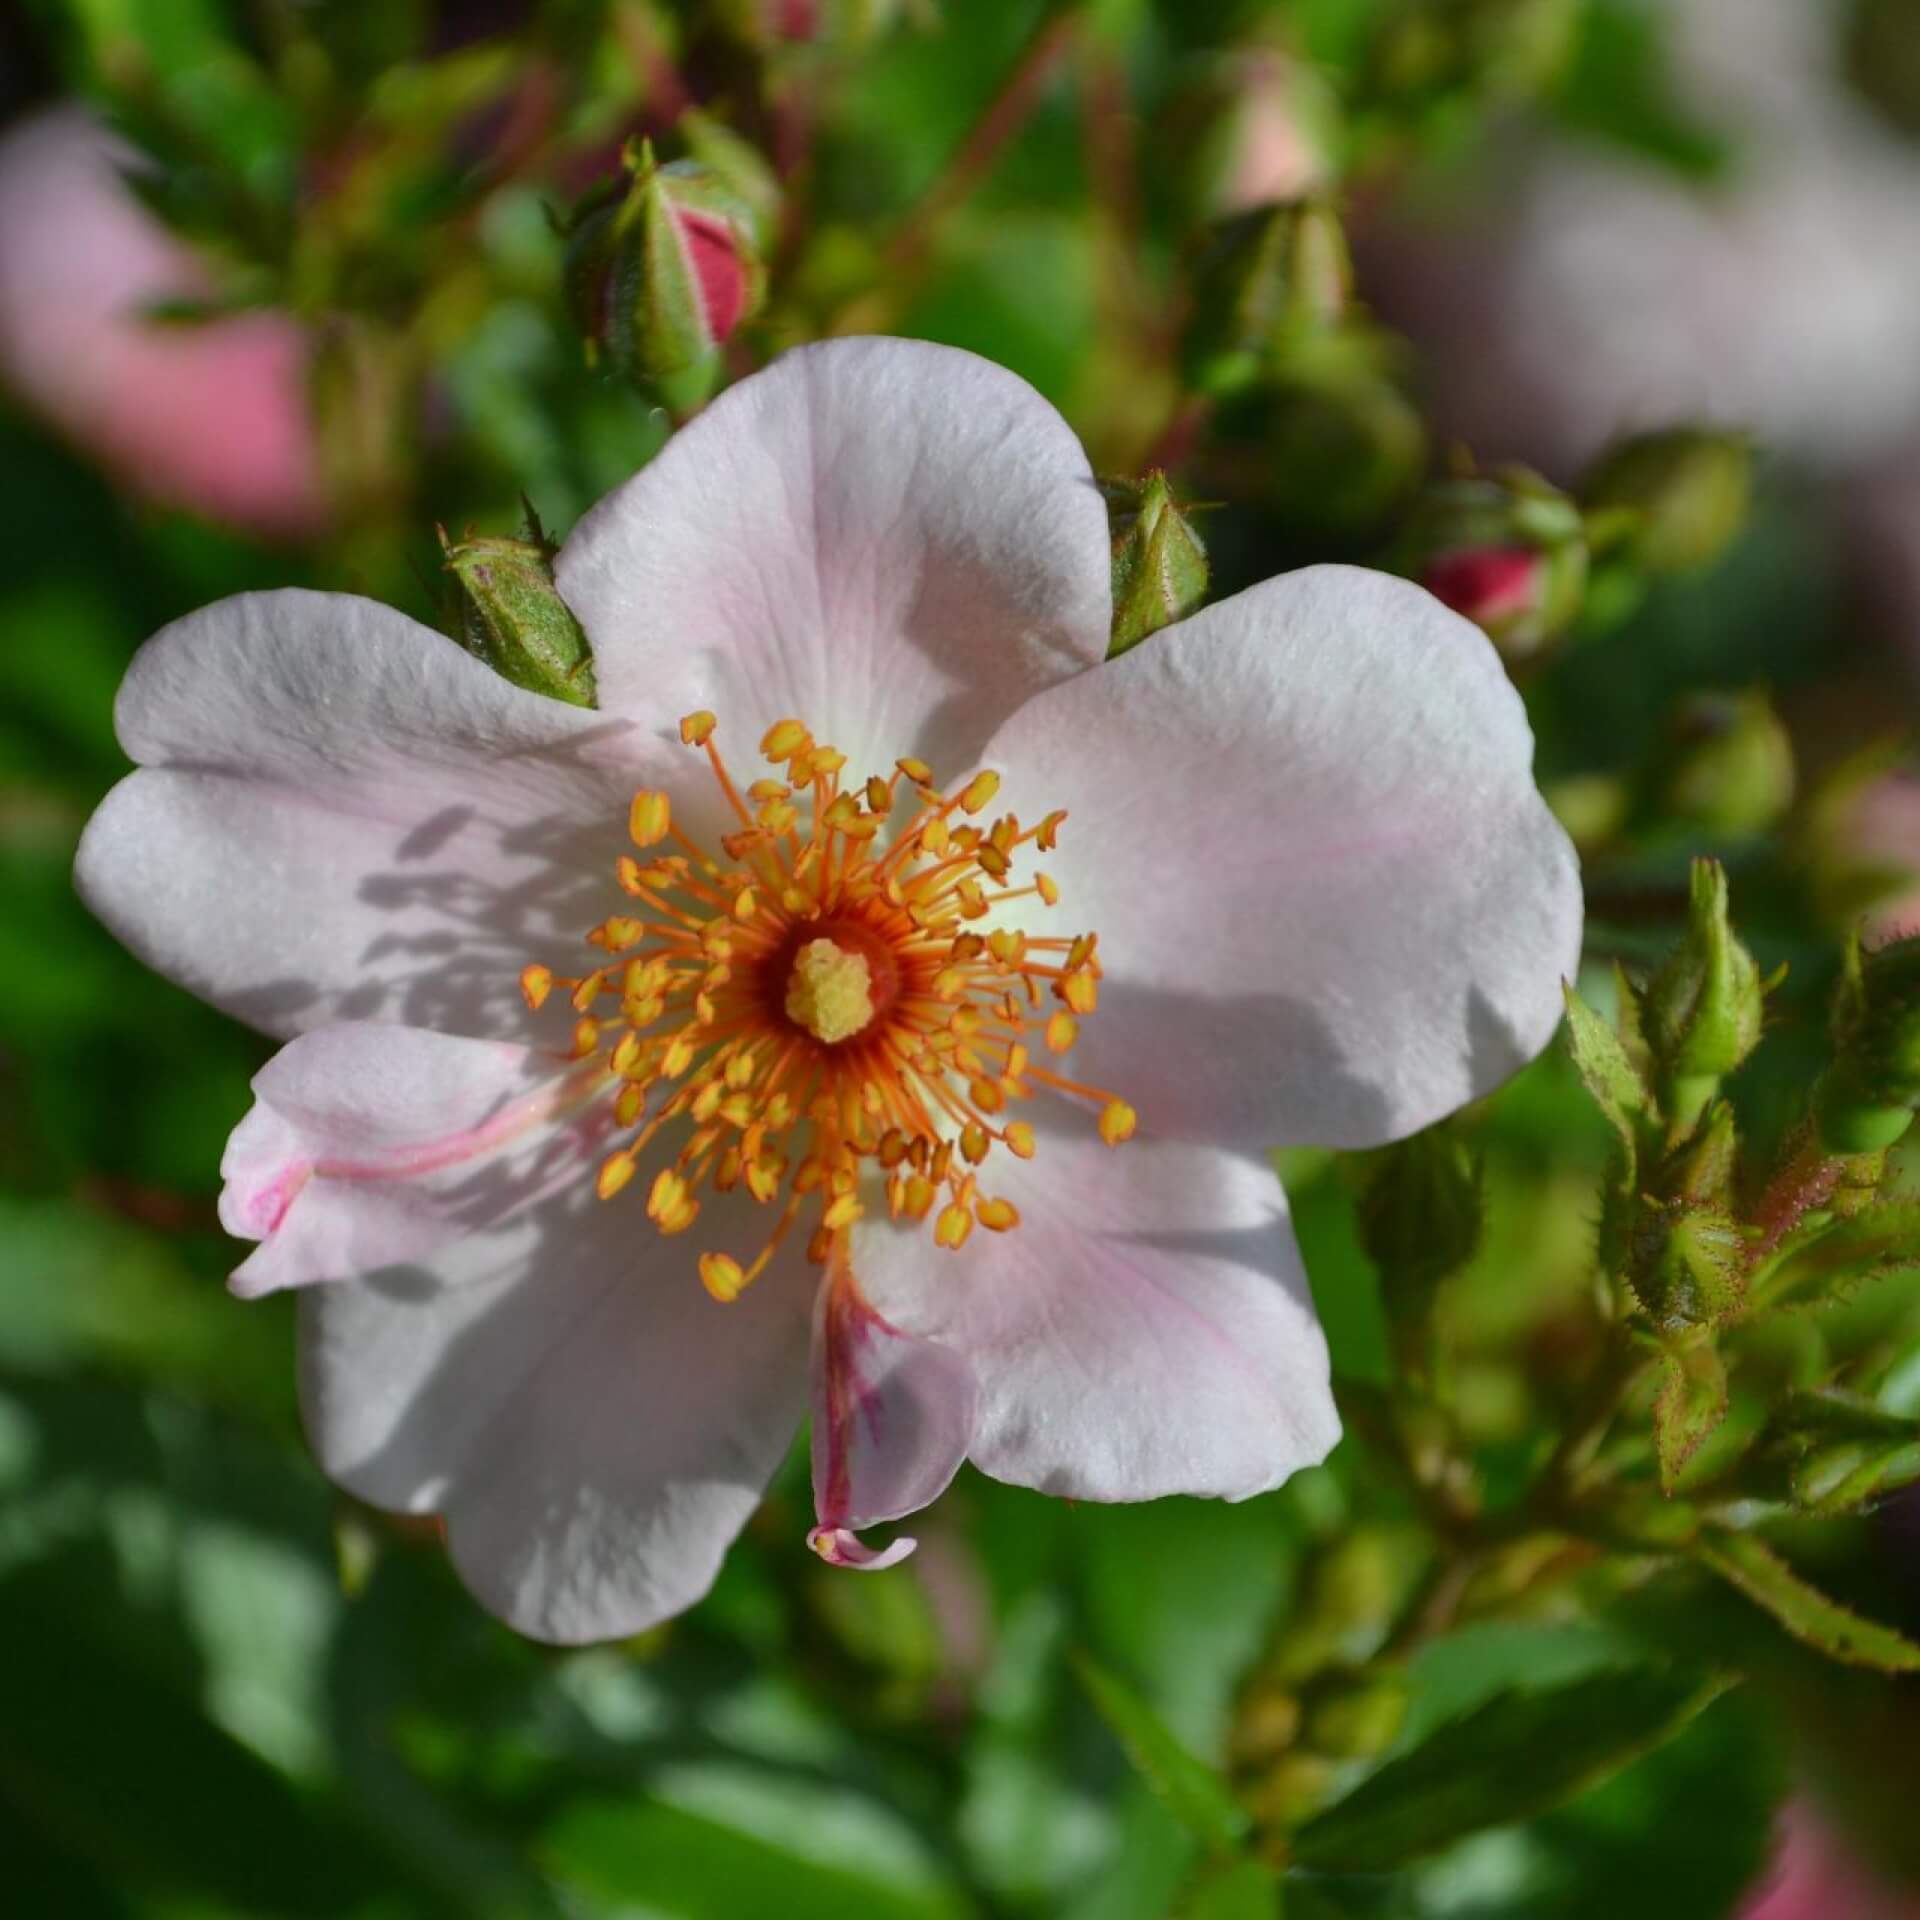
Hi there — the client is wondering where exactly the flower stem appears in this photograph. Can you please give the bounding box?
[880,5,1082,279]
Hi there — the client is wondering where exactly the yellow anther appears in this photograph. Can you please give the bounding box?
[922,815,950,855]
[1037,810,1068,850]
[725,1052,758,1089]
[969,1078,1007,1115]
[961,1121,990,1164]
[596,1153,637,1201]
[1004,1121,1036,1159]
[896,756,932,784]
[1099,1099,1137,1147]
[761,718,811,761]
[1061,970,1099,1014]
[699,1252,746,1301]
[1046,1012,1078,1053]
[976,845,1011,881]
[1035,872,1060,906]
[960,770,1000,814]
[520,964,553,1011]
[595,916,643,950]
[748,778,790,803]
[822,1193,864,1232]
[657,1198,701,1235]
[977,1197,1020,1232]
[647,1168,688,1221]
[661,1034,697,1078]
[732,886,757,921]
[935,1202,974,1250]
[571,1017,600,1058]
[629,790,672,846]
[681,710,717,746]
[811,748,847,775]
[785,938,877,1045]
[615,1083,646,1126]
[1005,1043,1029,1080]
[865,776,892,814]
[987,929,1027,966]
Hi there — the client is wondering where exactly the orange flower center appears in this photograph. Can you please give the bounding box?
[519,710,1136,1302]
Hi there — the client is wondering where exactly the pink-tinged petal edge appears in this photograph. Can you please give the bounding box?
[979,564,1583,1153]
[219,1023,606,1298]
[807,1256,979,1570]
[850,1134,1338,1505]
[74,589,671,1047]
[299,1174,813,1643]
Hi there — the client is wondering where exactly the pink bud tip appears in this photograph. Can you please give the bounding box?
[1423,546,1543,626]
[678,208,751,344]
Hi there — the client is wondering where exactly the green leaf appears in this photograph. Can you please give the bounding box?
[1290,1667,1731,1872]
[1179,1857,1283,1920]
[544,1795,967,1920]
[1073,1650,1250,1855]
[1693,1532,1920,1672]
[1562,986,1651,1194]
[1652,1336,1728,1492]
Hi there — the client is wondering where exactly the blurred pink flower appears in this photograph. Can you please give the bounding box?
[0,107,323,538]
[1363,0,1920,478]
[1741,1799,1920,1920]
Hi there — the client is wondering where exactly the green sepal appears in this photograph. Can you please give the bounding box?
[1651,1334,1728,1492]
[1751,1204,1920,1314]
[1179,200,1351,400]
[439,512,596,707]
[1101,472,1210,656]
[1643,860,1763,1122]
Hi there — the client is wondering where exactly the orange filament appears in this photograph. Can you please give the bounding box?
[524,713,1135,1300]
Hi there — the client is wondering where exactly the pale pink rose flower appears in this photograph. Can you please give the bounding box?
[0,107,323,538]
[75,338,1581,1642]
[1364,0,1920,476]
[1741,1799,1920,1920]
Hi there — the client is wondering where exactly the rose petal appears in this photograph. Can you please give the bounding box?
[299,1178,811,1643]
[555,337,1112,777]
[75,589,681,1042]
[221,1022,603,1297]
[981,564,1582,1150]
[808,1258,977,1567]
[807,1527,919,1571]
[851,1133,1337,1502]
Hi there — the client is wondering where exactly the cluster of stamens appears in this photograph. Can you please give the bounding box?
[520,711,1136,1303]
